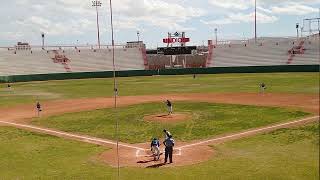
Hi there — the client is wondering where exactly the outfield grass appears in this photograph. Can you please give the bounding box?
[0,72,318,107]
[32,102,309,143]
[1,123,318,179]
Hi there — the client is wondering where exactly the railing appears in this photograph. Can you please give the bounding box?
[0,44,129,51]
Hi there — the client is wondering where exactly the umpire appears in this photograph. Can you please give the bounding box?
[163,135,175,164]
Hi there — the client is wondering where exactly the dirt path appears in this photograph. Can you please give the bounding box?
[0,92,319,167]
[0,93,318,123]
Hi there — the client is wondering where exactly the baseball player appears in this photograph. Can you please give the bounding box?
[114,88,118,96]
[163,135,175,164]
[36,102,42,116]
[6,83,12,91]
[260,82,266,93]
[165,100,173,115]
[163,129,172,139]
[150,137,160,161]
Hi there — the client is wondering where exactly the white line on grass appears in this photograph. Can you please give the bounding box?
[0,120,145,151]
[1,116,318,154]
[177,116,319,149]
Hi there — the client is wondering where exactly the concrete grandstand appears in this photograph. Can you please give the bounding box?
[208,36,319,67]
[0,35,319,76]
[146,35,319,69]
[0,45,145,76]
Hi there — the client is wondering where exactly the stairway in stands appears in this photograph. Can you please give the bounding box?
[287,40,305,64]
[140,47,149,70]
[206,44,214,67]
[51,50,72,72]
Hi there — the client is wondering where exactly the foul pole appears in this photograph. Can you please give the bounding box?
[108,0,120,178]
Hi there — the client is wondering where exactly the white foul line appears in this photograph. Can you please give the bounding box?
[0,120,144,151]
[1,116,318,155]
[135,150,140,157]
[177,116,319,149]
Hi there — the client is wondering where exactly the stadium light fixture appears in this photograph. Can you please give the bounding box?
[92,1,102,49]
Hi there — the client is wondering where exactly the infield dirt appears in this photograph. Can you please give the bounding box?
[0,92,318,167]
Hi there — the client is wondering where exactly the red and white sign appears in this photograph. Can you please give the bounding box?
[163,37,190,44]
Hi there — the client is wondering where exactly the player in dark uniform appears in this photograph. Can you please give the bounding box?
[165,100,173,115]
[163,135,175,164]
[36,102,42,116]
[36,102,42,111]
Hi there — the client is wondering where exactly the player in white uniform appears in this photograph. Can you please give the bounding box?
[163,129,172,139]
[260,82,266,94]
[150,138,160,160]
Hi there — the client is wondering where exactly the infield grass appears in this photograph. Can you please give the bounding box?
[0,72,318,107]
[0,122,318,179]
[32,102,309,143]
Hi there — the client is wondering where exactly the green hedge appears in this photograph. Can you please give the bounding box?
[0,65,319,83]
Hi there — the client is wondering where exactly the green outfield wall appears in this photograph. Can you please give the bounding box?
[0,65,319,83]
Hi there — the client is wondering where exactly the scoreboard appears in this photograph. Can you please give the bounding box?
[157,46,197,55]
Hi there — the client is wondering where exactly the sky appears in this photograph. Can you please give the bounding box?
[0,0,319,48]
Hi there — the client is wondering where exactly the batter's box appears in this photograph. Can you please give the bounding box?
[136,148,182,157]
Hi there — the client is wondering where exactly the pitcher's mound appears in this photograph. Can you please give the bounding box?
[144,113,191,123]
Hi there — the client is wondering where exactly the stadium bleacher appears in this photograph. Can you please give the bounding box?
[0,47,144,76]
[0,36,318,76]
[208,37,319,67]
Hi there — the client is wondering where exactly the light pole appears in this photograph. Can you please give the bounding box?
[92,0,102,49]
[296,23,299,40]
[137,31,140,42]
[41,32,45,49]
[254,0,257,43]
[214,28,218,45]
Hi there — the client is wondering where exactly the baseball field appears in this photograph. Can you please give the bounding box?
[0,72,319,179]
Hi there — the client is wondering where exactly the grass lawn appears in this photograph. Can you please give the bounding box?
[0,72,318,107]
[0,123,318,179]
[0,127,115,179]
[32,102,309,143]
